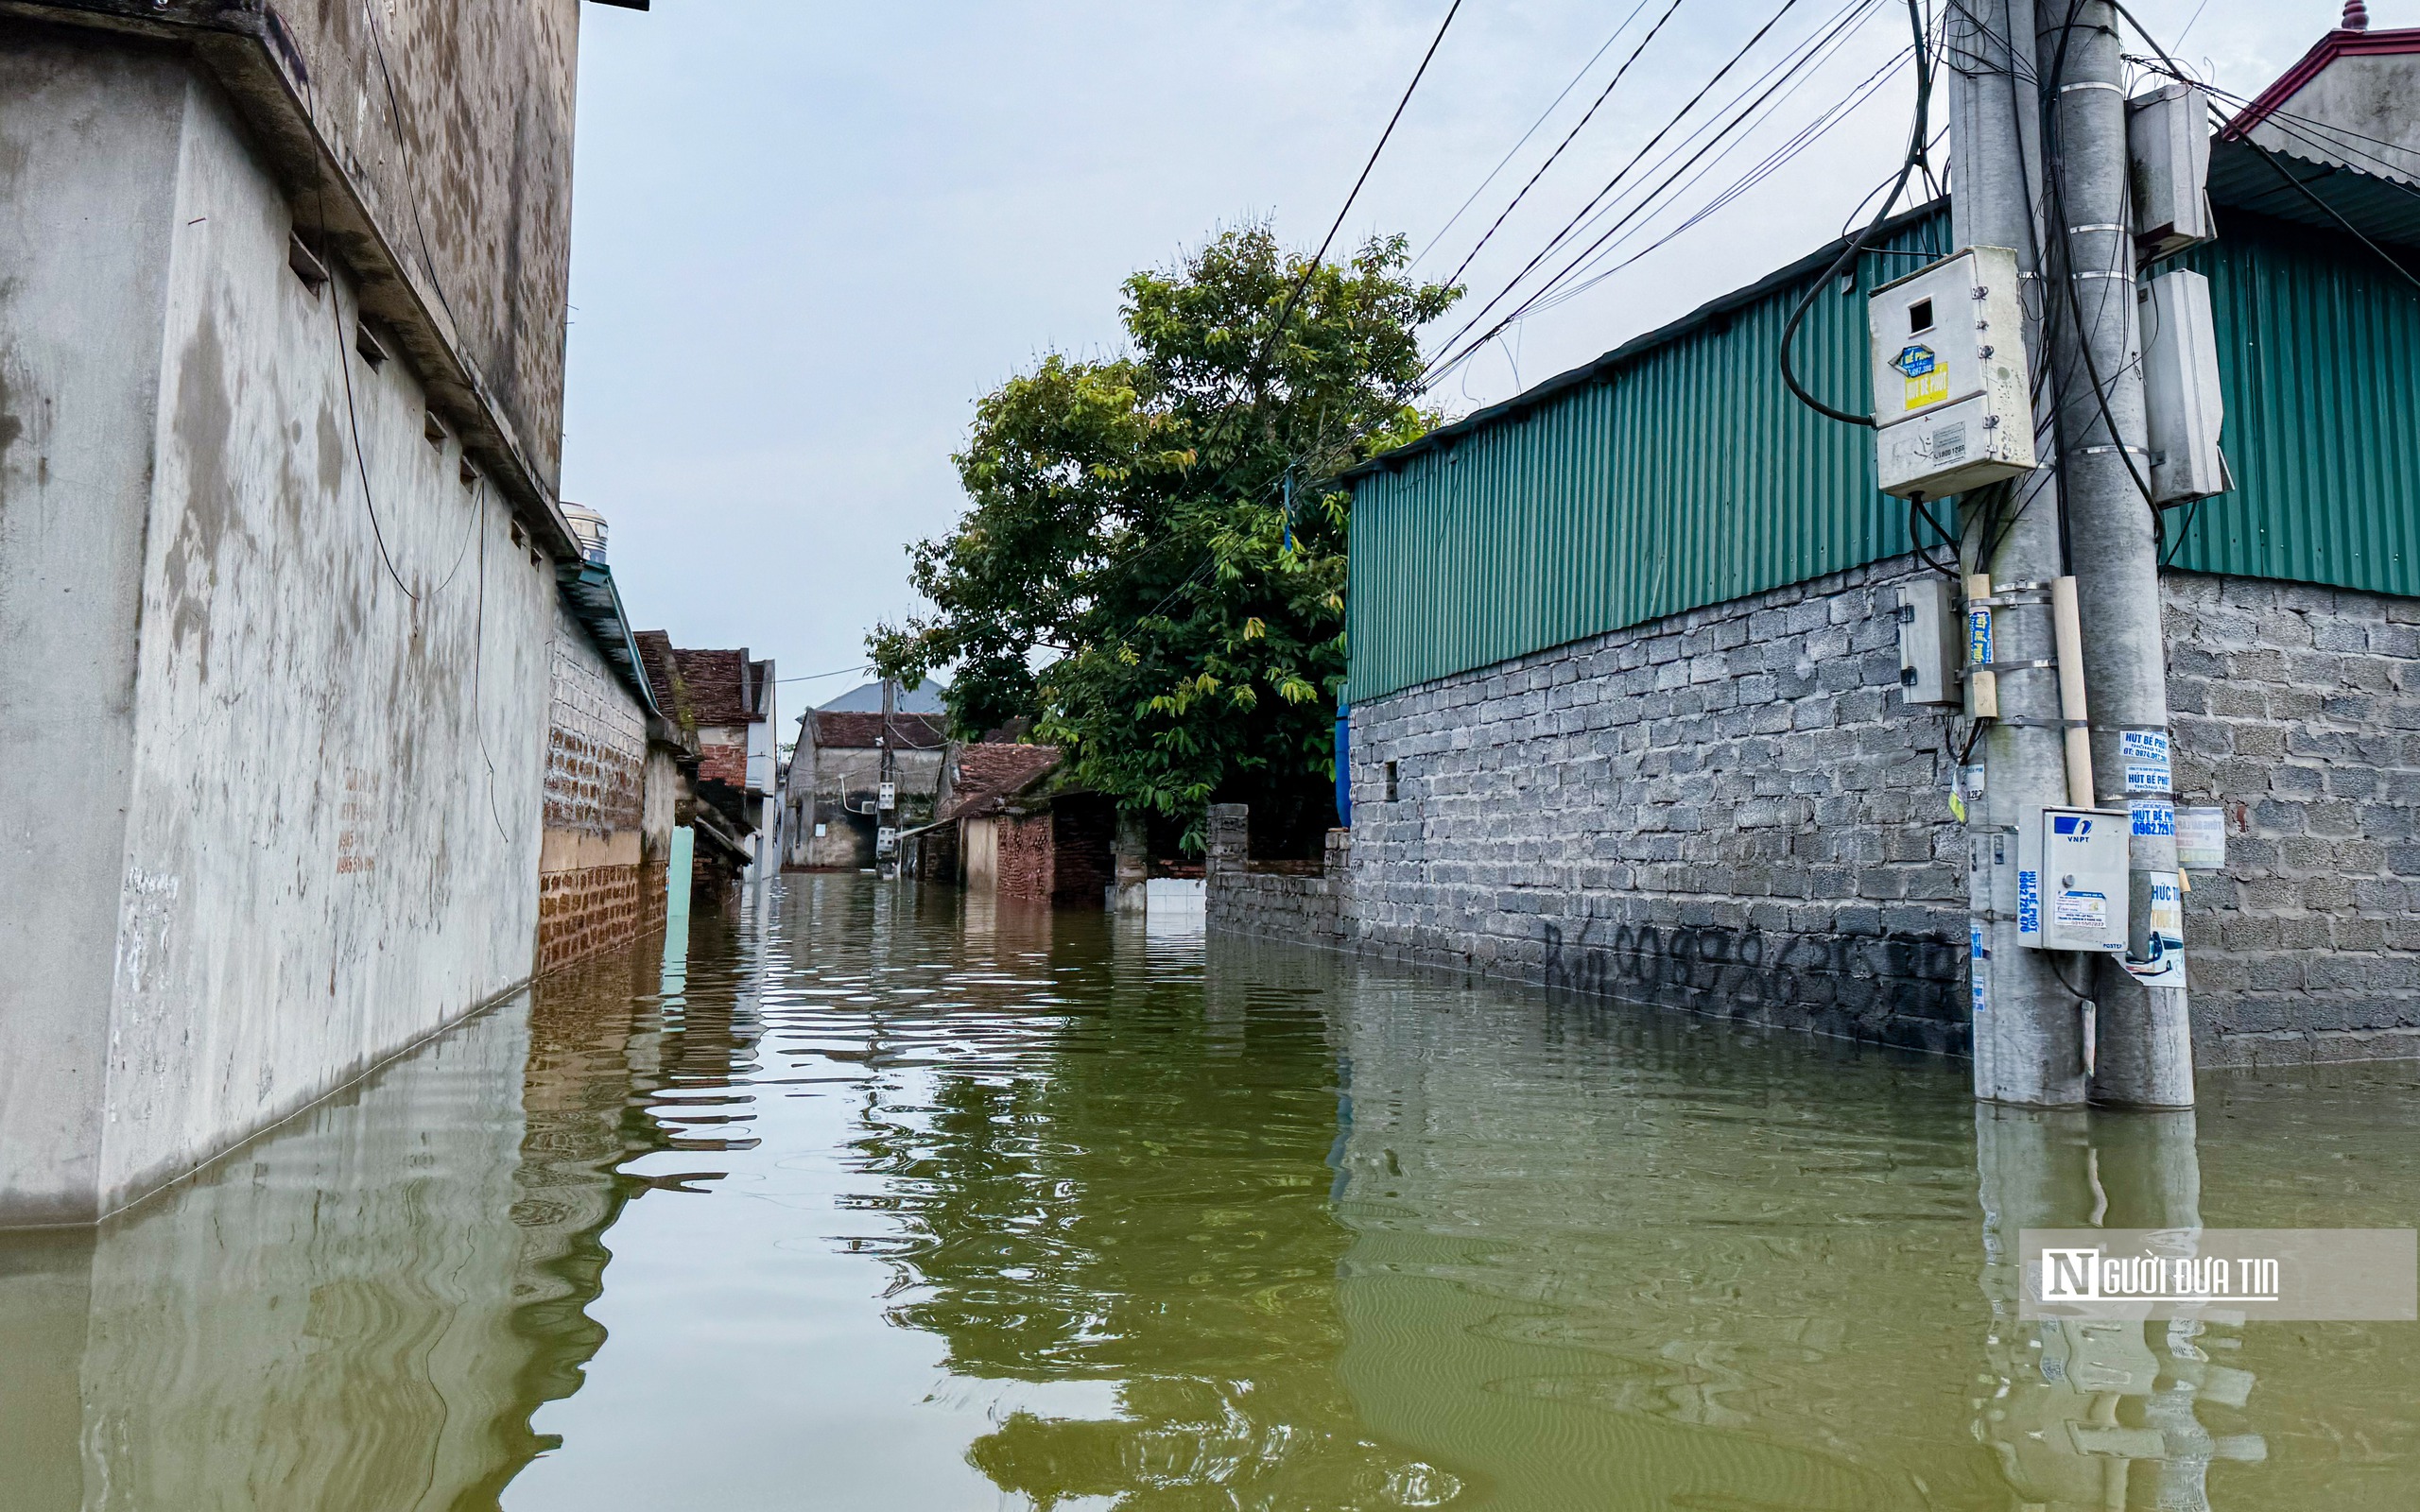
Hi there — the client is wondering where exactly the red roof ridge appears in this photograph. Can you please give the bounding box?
[2224,18,2420,142]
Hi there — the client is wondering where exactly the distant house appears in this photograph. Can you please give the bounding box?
[785,706,950,869]
[635,632,769,900]
[916,743,1115,905]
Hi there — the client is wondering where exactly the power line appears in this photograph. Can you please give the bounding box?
[1422,0,1821,381]
[1434,0,1896,387]
[1409,0,1660,272]
[1512,2,1901,320]
[1437,0,1691,295]
[1244,0,1464,394]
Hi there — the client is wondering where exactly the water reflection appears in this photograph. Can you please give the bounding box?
[0,922,754,1512]
[1974,1108,2266,1511]
[2,879,2415,1510]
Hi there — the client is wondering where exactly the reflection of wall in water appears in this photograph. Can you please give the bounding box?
[0,959,710,1512]
[1319,958,2004,1508]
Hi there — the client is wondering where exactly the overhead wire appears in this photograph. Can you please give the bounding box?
[1409,0,1661,272]
[1422,0,1824,381]
[1435,0,1691,295]
[1502,0,1900,315]
[1239,0,1463,404]
[1526,29,1916,318]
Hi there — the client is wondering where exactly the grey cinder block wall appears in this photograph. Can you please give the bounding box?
[1209,559,2420,1066]
[1348,557,1971,1055]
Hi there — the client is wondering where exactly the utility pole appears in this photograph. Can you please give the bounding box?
[1950,0,2089,1106]
[878,676,898,876]
[2037,0,2194,1108]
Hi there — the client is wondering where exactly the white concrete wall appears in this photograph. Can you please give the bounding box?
[2254,53,2420,180]
[0,35,188,1225]
[0,43,555,1223]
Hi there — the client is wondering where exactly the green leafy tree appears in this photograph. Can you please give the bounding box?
[871,225,1455,853]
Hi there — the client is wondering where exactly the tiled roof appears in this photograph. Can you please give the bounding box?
[941,743,1063,821]
[669,648,756,727]
[815,711,949,751]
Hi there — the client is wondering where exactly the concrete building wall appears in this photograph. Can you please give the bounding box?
[1284,562,2420,1066]
[179,0,587,491]
[1348,557,1967,1055]
[2251,52,2420,180]
[1204,813,1353,945]
[0,43,557,1224]
[792,744,943,869]
[0,33,189,1229]
[2163,573,2420,1063]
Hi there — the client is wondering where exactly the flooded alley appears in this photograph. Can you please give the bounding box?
[5,878,2417,1510]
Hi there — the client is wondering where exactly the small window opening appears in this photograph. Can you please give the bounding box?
[1384,761,1400,802]
[458,455,478,489]
[528,547,545,571]
[287,233,329,296]
[423,410,447,450]
[354,319,389,369]
[509,521,527,550]
[1908,297,1935,334]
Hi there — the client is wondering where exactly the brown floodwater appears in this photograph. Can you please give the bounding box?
[3,875,2416,1509]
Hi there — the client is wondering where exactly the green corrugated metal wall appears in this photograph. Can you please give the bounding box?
[1349,207,2420,702]
[2160,215,2420,593]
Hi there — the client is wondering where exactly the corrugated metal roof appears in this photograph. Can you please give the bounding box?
[554,561,663,718]
[1347,155,2420,704]
[2204,137,2420,250]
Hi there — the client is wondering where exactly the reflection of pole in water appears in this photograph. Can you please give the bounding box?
[1974,1108,2262,1509]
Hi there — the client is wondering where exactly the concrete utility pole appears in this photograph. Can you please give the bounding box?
[1950,0,2090,1107]
[2037,0,2194,1107]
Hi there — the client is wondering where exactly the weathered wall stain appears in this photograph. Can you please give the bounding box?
[164,306,241,684]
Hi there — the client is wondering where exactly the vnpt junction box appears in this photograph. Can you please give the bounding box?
[2016,807,2132,954]
[1871,246,2038,500]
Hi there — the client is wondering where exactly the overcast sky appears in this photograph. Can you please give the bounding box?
[561,0,2332,712]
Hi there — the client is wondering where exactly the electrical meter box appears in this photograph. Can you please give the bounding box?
[2127,83,2214,260]
[1870,246,2037,499]
[877,782,897,811]
[1894,577,1960,706]
[2139,268,2227,504]
[2016,806,2132,954]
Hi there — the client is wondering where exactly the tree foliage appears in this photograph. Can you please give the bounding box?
[871,226,1456,852]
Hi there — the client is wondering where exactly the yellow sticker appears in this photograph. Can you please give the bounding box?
[1904,369,1948,411]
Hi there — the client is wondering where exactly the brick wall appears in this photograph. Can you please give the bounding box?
[2165,573,2420,1063]
[996,813,1055,901]
[1320,558,2420,1063]
[544,626,646,836]
[537,862,665,974]
[697,733,749,790]
[1048,797,1117,905]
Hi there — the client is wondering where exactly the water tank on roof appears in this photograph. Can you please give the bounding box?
[561,501,609,564]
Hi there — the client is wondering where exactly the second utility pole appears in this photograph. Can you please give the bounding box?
[2037,0,2194,1107]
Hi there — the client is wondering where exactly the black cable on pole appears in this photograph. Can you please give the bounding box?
[1776,0,1934,427]
[2037,0,2157,516]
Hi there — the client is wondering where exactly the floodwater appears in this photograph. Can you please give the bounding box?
[4,878,2417,1510]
